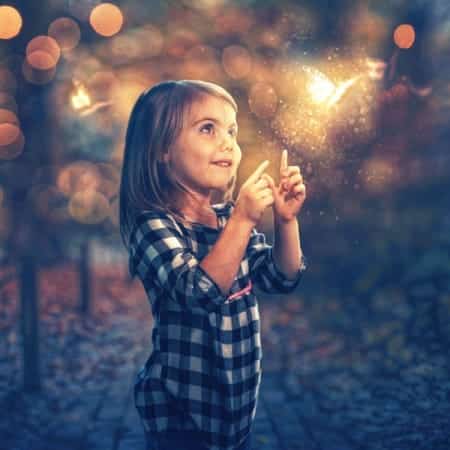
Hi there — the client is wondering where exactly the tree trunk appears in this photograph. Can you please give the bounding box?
[19,251,40,392]
[80,239,91,315]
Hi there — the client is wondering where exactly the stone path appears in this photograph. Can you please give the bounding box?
[3,237,450,450]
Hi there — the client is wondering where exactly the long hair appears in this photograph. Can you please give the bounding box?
[119,80,238,254]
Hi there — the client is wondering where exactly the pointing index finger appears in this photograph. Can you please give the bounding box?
[281,149,288,174]
[247,160,270,185]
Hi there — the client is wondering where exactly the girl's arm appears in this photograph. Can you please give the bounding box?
[130,211,253,313]
[272,216,304,280]
[200,212,254,296]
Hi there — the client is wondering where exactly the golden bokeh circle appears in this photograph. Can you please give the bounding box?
[222,45,252,79]
[0,123,24,160]
[26,35,61,64]
[48,17,81,52]
[0,6,22,40]
[27,51,57,71]
[393,24,415,49]
[89,3,123,37]
[248,82,278,118]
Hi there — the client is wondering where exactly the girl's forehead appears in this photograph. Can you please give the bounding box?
[186,95,236,122]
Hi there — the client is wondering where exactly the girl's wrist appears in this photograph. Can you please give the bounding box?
[274,213,298,225]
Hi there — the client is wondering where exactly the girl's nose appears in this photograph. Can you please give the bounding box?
[220,131,233,151]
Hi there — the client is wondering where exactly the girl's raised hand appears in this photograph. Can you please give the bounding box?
[234,160,274,227]
[262,150,306,223]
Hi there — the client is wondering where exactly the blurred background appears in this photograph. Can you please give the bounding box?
[1,0,450,449]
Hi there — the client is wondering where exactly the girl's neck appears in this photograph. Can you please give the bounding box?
[176,194,216,224]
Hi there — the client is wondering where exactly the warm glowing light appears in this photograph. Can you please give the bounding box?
[48,17,81,52]
[394,24,415,49]
[361,157,395,193]
[248,82,278,118]
[26,36,61,65]
[366,57,387,81]
[27,51,56,71]
[57,161,100,196]
[327,77,360,107]
[69,189,110,224]
[71,83,91,110]
[306,70,335,104]
[0,123,24,160]
[0,122,19,146]
[303,66,360,108]
[0,109,19,125]
[96,162,120,199]
[222,45,252,79]
[89,3,123,37]
[0,6,22,40]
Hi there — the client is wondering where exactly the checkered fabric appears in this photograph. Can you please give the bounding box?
[129,201,307,450]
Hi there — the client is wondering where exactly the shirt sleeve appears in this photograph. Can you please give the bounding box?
[247,227,307,294]
[129,212,227,313]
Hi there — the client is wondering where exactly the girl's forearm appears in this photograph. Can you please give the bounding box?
[199,212,254,296]
[273,215,303,280]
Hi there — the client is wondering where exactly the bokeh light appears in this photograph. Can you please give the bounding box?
[69,189,110,224]
[88,71,118,102]
[0,6,22,40]
[165,28,200,58]
[48,17,81,52]
[0,109,19,126]
[96,162,120,199]
[89,3,123,37]
[361,157,396,193]
[248,82,278,119]
[0,123,24,160]
[95,25,164,64]
[24,36,61,84]
[27,51,56,71]
[57,161,100,196]
[222,45,252,79]
[26,36,61,67]
[394,24,415,49]
[109,76,149,125]
[181,44,224,82]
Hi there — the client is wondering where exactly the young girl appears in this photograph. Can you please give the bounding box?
[119,80,307,450]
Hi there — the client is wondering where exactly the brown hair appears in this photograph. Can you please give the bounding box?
[119,79,238,253]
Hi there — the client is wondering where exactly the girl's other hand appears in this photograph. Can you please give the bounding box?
[263,149,306,223]
[234,160,273,227]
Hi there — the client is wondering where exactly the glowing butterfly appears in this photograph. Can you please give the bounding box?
[302,66,360,108]
[71,82,91,110]
[70,80,112,116]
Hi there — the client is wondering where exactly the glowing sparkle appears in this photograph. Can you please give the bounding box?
[304,66,335,104]
[71,82,91,110]
[303,66,360,108]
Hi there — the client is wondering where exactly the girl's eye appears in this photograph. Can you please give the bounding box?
[229,128,237,137]
[200,123,214,134]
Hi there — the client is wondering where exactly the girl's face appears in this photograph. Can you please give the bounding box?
[163,94,241,200]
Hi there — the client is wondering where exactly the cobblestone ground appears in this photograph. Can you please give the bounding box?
[2,243,450,450]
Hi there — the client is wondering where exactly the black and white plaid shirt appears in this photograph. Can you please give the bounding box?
[129,201,307,450]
